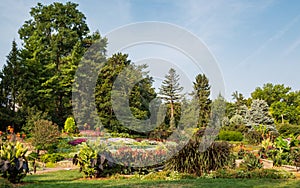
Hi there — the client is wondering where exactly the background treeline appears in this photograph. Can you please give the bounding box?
[0,2,299,139]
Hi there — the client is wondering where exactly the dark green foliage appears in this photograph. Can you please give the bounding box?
[17,2,91,126]
[232,91,247,109]
[225,102,236,119]
[192,74,211,128]
[27,152,38,162]
[0,40,23,130]
[0,142,29,183]
[218,130,243,141]
[165,130,232,176]
[251,83,291,106]
[95,53,129,132]
[22,106,49,136]
[95,53,156,134]
[277,123,300,137]
[72,32,107,129]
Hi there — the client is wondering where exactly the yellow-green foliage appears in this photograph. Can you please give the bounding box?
[64,117,77,133]
[0,142,28,160]
[0,141,29,183]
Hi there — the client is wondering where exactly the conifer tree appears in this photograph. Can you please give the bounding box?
[0,40,22,129]
[192,74,211,127]
[159,68,183,129]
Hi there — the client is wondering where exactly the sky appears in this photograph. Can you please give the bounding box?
[0,0,300,100]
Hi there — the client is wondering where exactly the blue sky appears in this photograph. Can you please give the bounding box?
[0,0,300,100]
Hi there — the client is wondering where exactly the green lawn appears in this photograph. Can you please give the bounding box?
[1,170,299,188]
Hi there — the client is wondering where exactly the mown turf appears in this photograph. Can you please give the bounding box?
[1,170,300,188]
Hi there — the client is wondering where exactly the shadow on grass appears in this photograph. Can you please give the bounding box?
[17,170,300,188]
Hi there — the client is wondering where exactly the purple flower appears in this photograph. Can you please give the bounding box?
[68,138,87,146]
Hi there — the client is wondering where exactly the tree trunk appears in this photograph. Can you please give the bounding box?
[170,101,175,129]
[33,149,40,174]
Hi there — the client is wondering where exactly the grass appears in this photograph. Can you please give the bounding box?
[1,170,300,188]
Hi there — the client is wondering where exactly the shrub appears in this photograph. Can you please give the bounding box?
[31,119,60,151]
[266,136,298,166]
[72,141,109,178]
[56,138,75,153]
[64,117,77,134]
[27,152,38,162]
[291,147,300,168]
[40,153,65,163]
[0,142,29,183]
[245,130,262,145]
[223,115,248,134]
[277,123,300,137]
[240,152,263,171]
[218,131,243,141]
[148,128,172,141]
[165,129,232,176]
[45,162,56,168]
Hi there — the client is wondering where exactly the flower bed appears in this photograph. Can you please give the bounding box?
[79,130,103,137]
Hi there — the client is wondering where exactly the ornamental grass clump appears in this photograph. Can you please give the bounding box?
[165,129,232,176]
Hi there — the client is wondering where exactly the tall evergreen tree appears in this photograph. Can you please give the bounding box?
[245,99,276,131]
[95,53,130,133]
[192,74,211,128]
[0,40,22,129]
[72,33,107,130]
[95,53,156,134]
[159,68,183,129]
[18,2,90,126]
[232,91,248,113]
